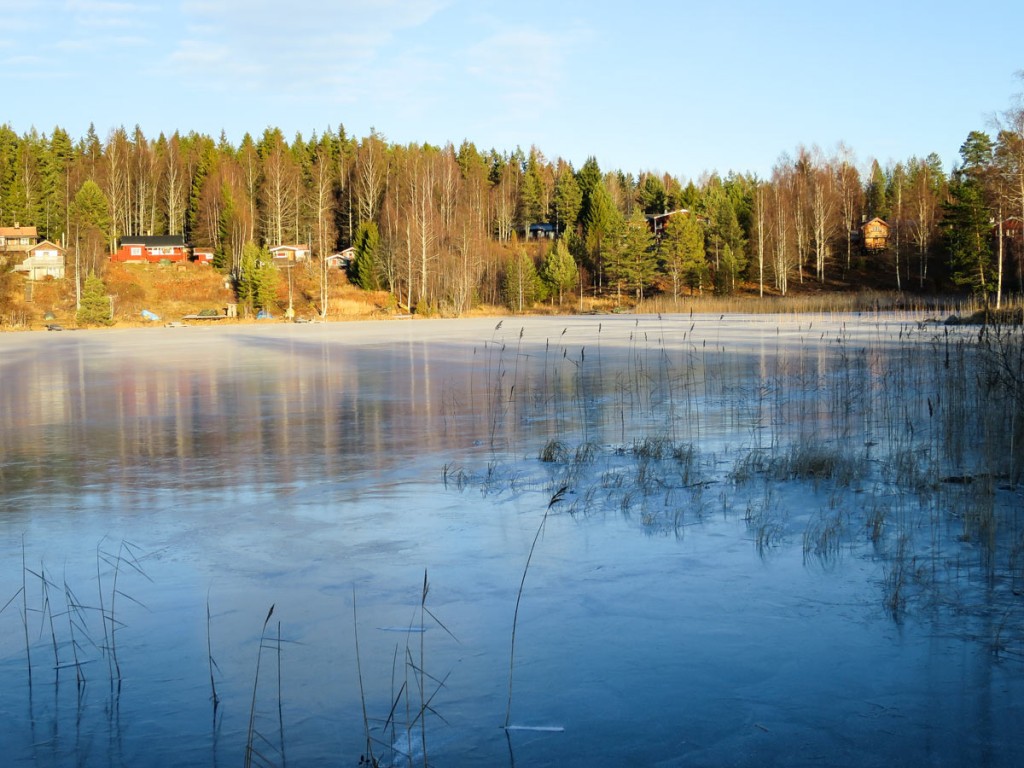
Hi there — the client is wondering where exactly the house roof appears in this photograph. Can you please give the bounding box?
[645,209,689,222]
[29,239,65,252]
[860,217,889,229]
[0,225,38,238]
[269,244,310,252]
[119,235,187,247]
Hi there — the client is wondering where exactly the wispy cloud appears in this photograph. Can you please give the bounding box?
[66,0,160,29]
[161,0,454,128]
[466,27,564,107]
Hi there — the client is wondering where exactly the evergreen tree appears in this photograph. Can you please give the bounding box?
[865,160,889,220]
[236,242,277,314]
[503,248,539,311]
[41,127,75,241]
[539,237,578,304]
[709,195,746,294]
[583,180,618,290]
[943,171,993,294]
[255,261,279,311]
[185,133,217,242]
[605,210,657,301]
[942,132,996,294]
[517,151,545,231]
[577,156,603,226]
[637,174,666,214]
[71,180,111,284]
[214,182,235,271]
[552,164,582,235]
[76,272,112,326]
[351,220,380,290]
[0,125,19,226]
[660,212,707,295]
[959,130,994,172]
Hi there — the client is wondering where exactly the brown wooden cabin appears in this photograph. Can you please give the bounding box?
[860,217,890,252]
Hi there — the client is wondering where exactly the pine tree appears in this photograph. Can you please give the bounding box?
[942,132,996,295]
[661,212,706,296]
[606,210,657,301]
[637,175,666,214]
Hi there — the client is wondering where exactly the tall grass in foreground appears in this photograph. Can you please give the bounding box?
[244,604,286,768]
[352,569,458,768]
[505,487,566,730]
[636,291,1022,317]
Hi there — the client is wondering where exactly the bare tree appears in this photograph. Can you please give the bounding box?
[259,135,300,247]
[835,144,862,273]
[807,148,839,283]
[160,133,187,235]
[105,127,131,246]
[310,137,339,317]
[753,181,769,297]
[355,130,389,226]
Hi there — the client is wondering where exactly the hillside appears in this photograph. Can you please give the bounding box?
[2,262,396,329]
[0,247,982,332]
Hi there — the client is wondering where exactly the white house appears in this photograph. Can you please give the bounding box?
[269,244,309,263]
[14,240,65,280]
[326,247,355,269]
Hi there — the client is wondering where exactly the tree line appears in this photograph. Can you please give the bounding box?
[2,100,1024,314]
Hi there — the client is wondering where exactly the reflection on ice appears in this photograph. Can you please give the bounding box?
[0,313,1022,767]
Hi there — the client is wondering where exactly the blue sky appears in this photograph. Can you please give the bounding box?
[4,0,1023,180]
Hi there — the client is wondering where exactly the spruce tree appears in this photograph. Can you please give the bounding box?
[553,166,582,235]
[539,238,578,304]
[503,249,539,311]
[236,242,277,314]
[76,272,112,326]
[351,221,380,290]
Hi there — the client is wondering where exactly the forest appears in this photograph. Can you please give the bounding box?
[2,95,1024,317]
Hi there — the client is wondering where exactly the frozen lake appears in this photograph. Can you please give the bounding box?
[1,313,1022,767]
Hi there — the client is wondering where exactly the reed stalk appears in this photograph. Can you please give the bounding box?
[505,486,566,729]
[244,604,274,768]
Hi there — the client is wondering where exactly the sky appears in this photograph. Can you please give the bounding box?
[4,0,1024,180]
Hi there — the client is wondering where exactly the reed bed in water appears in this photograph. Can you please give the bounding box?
[448,313,1024,647]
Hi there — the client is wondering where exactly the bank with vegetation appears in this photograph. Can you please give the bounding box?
[3,86,1024,328]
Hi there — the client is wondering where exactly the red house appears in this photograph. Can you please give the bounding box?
[111,235,190,263]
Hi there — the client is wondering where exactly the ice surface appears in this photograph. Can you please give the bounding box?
[0,313,1021,767]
